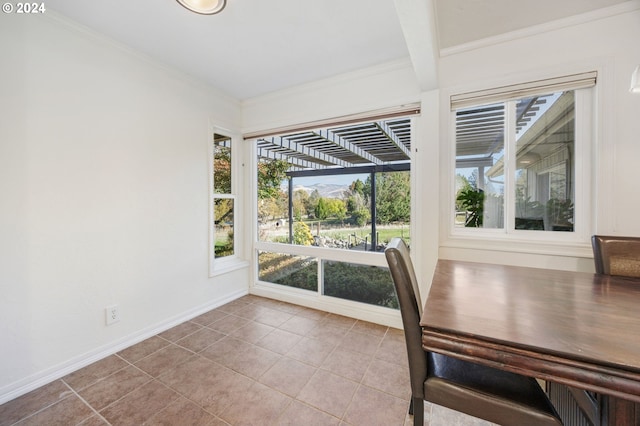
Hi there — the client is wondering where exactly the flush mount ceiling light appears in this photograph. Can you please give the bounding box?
[176,0,226,15]
[517,152,541,166]
[631,65,640,94]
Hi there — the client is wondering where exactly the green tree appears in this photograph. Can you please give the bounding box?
[346,186,370,226]
[257,159,289,223]
[326,198,347,221]
[314,197,347,221]
[362,177,372,204]
[293,189,310,221]
[374,172,410,224]
[351,208,370,227]
[275,189,288,219]
[257,159,289,200]
[258,197,283,222]
[213,143,231,194]
[308,189,321,218]
[349,179,365,197]
[314,197,329,220]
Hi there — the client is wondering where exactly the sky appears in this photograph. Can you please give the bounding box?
[285,173,369,189]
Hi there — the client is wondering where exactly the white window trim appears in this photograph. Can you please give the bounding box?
[209,127,248,277]
[440,71,596,258]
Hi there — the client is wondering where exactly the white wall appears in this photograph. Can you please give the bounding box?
[0,14,247,403]
[437,5,640,271]
[241,4,640,301]
[242,58,422,135]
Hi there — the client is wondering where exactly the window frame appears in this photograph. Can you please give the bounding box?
[247,113,417,318]
[209,128,248,276]
[441,73,595,255]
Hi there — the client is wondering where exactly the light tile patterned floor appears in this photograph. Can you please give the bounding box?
[0,295,494,425]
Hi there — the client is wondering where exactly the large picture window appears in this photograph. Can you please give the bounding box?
[451,72,594,238]
[250,110,418,310]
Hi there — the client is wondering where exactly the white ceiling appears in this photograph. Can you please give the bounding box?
[46,0,630,100]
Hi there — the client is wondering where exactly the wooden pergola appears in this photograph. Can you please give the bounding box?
[256,117,411,170]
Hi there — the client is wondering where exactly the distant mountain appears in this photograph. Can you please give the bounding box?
[292,183,349,199]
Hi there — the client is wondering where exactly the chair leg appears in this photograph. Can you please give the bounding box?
[412,397,424,426]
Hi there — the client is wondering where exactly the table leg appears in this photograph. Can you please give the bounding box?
[602,396,640,426]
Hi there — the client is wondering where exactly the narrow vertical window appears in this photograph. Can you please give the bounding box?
[213,133,234,258]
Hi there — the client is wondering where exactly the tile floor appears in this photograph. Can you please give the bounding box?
[0,295,494,426]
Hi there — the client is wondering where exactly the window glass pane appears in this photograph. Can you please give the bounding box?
[323,260,398,309]
[262,174,374,249]
[515,91,574,232]
[374,172,411,247]
[258,251,317,292]
[455,103,505,228]
[213,133,231,194]
[256,158,289,243]
[257,171,412,250]
[214,198,234,258]
[256,118,411,251]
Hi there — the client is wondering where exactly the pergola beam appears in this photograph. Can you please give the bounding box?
[263,135,354,168]
[257,145,330,170]
[311,129,384,165]
[375,121,411,158]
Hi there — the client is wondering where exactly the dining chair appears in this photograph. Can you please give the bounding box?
[551,235,640,424]
[384,238,563,426]
[592,235,640,277]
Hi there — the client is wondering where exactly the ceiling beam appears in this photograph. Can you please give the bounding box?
[394,0,439,91]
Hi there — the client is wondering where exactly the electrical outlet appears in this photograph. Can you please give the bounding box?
[105,304,120,325]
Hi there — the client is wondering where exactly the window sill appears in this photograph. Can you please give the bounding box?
[441,234,593,259]
[210,259,250,277]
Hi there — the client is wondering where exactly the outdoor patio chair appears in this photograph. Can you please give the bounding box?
[384,238,563,426]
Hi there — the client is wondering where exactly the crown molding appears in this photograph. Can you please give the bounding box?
[440,1,640,57]
[241,57,415,107]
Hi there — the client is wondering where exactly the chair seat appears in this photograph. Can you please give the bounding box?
[425,353,562,426]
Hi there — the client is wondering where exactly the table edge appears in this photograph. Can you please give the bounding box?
[422,328,640,403]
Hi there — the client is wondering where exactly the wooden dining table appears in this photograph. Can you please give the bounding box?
[420,259,640,426]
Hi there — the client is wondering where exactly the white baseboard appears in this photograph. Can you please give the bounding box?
[0,289,247,405]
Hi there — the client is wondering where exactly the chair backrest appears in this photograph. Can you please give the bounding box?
[592,235,640,277]
[385,238,428,399]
